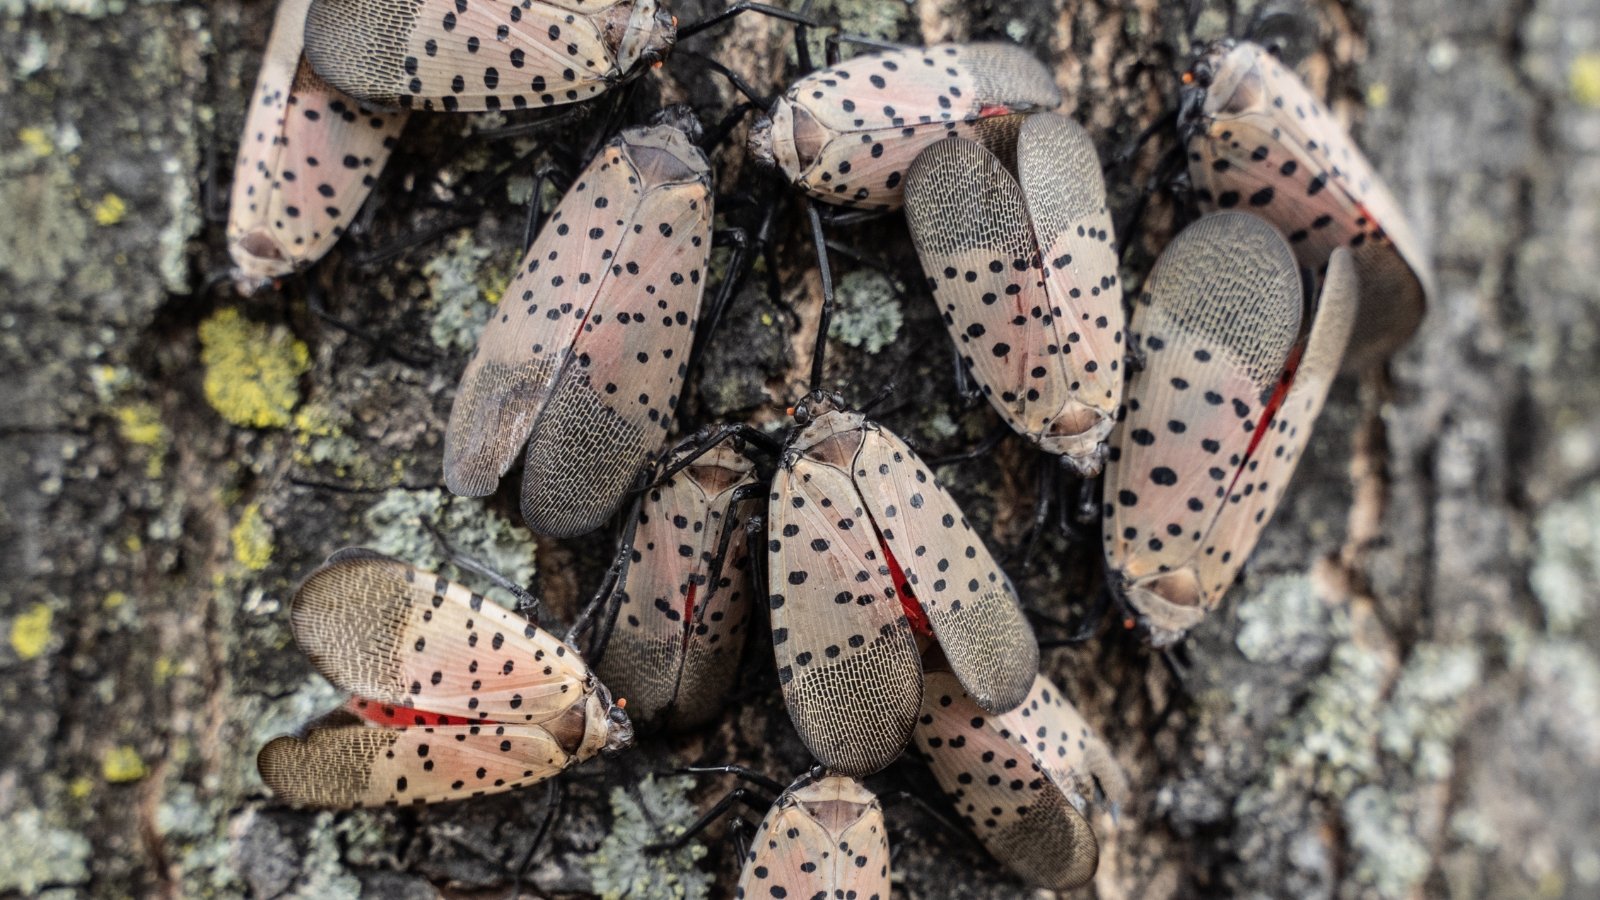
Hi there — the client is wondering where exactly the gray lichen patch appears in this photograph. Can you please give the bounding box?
[425,230,517,354]
[827,269,904,354]
[1378,642,1482,780]
[1234,574,1333,667]
[582,774,711,900]
[1530,482,1600,633]
[0,807,91,894]
[361,487,538,603]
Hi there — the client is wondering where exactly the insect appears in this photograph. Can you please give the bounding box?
[443,111,714,538]
[736,771,890,900]
[748,42,1062,211]
[1103,212,1357,645]
[593,433,762,733]
[767,391,1039,777]
[914,668,1126,891]
[1180,39,1431,371]
[227,0,407,289]
[301,0,675,113]
[904,112,1124,476]
[256,549,633,807]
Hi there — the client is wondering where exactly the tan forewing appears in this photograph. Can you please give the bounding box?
[258,713,573,807]
[1190,248,1357,604]
[852,426,1036,714]
[769,435,922,777]
[1103,212,1301,594]
[738,776,891,899]
[291,550,592,723]
[519,139,713,537]
[915,671,1099,891]
[1015,673,1131,816]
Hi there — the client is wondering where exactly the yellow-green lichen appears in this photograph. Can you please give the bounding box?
[91,192,126,226]
[1571,53,1600,107]
[583,774,710,900]
[9,603,54,660]
[290,404,369,478]
[115,402,168,478]
[230,503,274,572]
[198,308,310,429]
[102,745,149,783]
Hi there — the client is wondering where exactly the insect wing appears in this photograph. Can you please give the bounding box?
[769,413,922,777]
[1190,248,1357,605]
[738,776,891,900]
[1186,41,1430,370]
[257,707,578,807]
[228,0,406,286]
[303,0,633,112]
[598,441,757,730]
[915,670,1099,891]
[851,425,1037,714]
[1015,674,1131,817]
[518,128,713,537]
[1102,213,1302,640]
[776,43,1060,209]
[290,549,593,723]
[1015,112,1124,468]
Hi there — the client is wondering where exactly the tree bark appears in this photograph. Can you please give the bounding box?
[2,0,1597,897]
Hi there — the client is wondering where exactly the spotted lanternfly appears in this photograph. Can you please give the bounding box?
[444,115,712,538]
[257,549,633,807]
[914,668,1126,891]
[302,0,674,113]
[594,437,760,732]
[736,772,890,900]
[227,0,407,290]
[904,112,1124,475]
[1103,212,1357,645]
[1180,39,1431,371]
[767,393,1038,777]
[748,43,1061,211]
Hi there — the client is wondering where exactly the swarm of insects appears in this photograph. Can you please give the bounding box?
[233,3,1434,893]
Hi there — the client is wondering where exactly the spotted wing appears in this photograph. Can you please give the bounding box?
[258,708,573,807]
[1015,674,1131,817]
[915,670,1099,891]
[738,779,891,899]
[598,441,757,730]
[852,427,1036,714]
[290,549,592,724]
[769,454,922,777]
[518,158,713,537]
[1190,248,1356,603]
[1187,42,1429,371]
[1016,112,1124,469]
[228,0,405,287]
[1103,213,1302,609]
[304,0,615,112]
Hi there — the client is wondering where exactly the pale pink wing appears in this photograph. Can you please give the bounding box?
[1012,673,1131,816]
[303,0,619,112]
[1192,248,1357,602]
[1016,112,1125,470]
[1102,213,1302,638]
[737,777,891,899]
[597,440,757,731]
[769,413,922,777]
[228,0,405,286]
[915,670,1099,891]
[258,709,576,807]
[518,126,714,537]
[851,423,1037,714]
[1187,41,1429,370]
[784,42,1060,209]
[290,549,593,724]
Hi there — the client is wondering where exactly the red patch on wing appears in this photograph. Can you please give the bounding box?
[978,104,1014,118]
[346,697,486,728]
[880,538,932,636]
[681,582,698,650]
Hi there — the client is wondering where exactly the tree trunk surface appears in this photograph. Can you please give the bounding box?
[2,0,1597,897]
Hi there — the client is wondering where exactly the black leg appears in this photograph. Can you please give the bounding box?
[692,227,753,361]
[928,423,1010,468]
[805,200,836,392]
[822,32,904,66]
[675,1,826,41]
[507,779,562,899]
[304,277,434,367]
[644,786,767,853]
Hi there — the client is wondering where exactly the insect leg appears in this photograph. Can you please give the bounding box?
[681,764,789,795]
[805,200,837,392]
[928,422,1011,468]
[674,2,827,41]
[693,226,753,359]
[696,483,770,628]
[822,32,904,66]
[564,498,644,658]
[1115,135,1190,266]
[508,779,563,899]
[644,786,768,853]
[303,277,435,368]
[419,518,544,620]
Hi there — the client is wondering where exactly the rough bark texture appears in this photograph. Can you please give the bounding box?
[2,0,1598,897]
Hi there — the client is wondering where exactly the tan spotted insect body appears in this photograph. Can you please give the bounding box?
[1181,39,1430,371]
[736,774,890,900]
[444,120,713,538]
[227,0,407,289]
[1103,213,1357,645]
[749,43,1061,211]
[767,395,1038,777]
[257,549,633,807]
[595,439,759,732]
[915,669,1123,892]
[904,113,1124,475]
[303,0,674,113]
